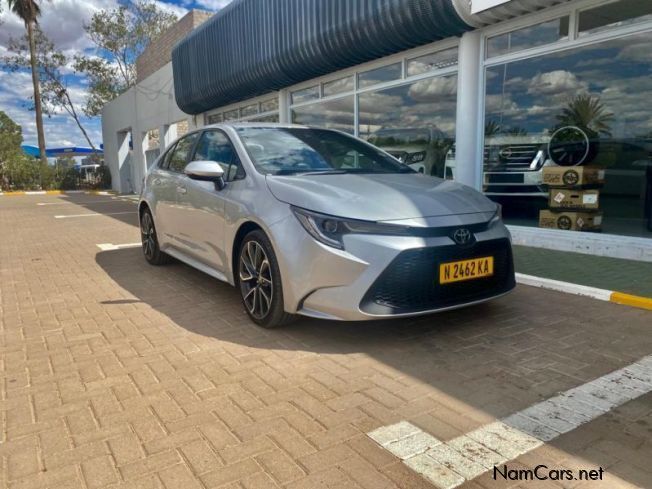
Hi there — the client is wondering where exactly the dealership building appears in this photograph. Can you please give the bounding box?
[102,0,652,261]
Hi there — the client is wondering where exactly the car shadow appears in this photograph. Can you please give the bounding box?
[57,193,139,227]
[96,246,652,488]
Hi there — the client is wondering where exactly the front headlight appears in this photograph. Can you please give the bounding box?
[291,206,410,249]
[489,203,502,226]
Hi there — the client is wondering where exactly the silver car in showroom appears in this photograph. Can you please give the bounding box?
[139,124,515,328]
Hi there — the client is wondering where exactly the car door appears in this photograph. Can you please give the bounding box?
[147,141,178,246]
[154,132,200,252]
[177,129,246,271]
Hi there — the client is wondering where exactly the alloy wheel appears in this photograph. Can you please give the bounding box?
[239,240,273,319]
[141,212,156,260]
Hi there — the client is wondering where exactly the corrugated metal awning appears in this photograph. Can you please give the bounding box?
[172,0,471,114]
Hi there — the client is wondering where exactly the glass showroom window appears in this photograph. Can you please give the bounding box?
[358,75,458,178]
[292,96,355,134]
[483,24,652,237]
[249,113,280,123]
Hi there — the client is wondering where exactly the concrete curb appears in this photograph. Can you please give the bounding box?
[516,273,652,311]
[0,190,116,196]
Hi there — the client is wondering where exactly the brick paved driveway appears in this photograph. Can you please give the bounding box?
[1,194,651,489]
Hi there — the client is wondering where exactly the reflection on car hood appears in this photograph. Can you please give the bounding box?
[265,173,496,221]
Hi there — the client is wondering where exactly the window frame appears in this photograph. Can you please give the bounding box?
[163,131,202,174]
[158,141,178,170]
[190,129,246,182]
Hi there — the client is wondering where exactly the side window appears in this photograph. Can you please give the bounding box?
[159,143,177,169]
[192,130,245,181]
[168,133,200,173]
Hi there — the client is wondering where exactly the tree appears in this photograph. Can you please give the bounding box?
[3,27,98,152]
[0,111,42,190]
[6,0,49,166]
[74,1,178,116]
[556,94,614,137]
[0,111,24,189]
[484,120,501,137]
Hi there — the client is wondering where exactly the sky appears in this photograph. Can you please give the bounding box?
[0,0,232,149]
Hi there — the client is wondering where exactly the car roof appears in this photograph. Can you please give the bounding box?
[204,122,311,130]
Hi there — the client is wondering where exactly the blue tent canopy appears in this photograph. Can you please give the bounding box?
[21,145,103,158]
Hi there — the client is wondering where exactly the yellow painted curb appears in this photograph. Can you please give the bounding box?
[610,292,652,311]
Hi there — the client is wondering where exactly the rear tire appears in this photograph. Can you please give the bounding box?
[140,208,171,265]
[237,230,294,328]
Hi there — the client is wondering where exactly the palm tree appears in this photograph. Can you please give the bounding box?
[556,94,614,137]
[7,0,48,166]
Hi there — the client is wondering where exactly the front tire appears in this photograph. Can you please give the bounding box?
[237,230,293,328]
[140,208,170,265]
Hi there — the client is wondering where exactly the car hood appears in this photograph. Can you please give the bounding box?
[265,173,496,222]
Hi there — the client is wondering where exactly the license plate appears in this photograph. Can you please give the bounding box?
[439,256,494,284]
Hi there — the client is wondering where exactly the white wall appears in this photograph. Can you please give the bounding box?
[101,62,191,193]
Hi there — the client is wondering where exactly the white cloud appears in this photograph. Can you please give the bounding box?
[0,0,118,53]
[154,1,189,18]
[408,77,457,102]
[192,0,233,11]
[527,70,588,96]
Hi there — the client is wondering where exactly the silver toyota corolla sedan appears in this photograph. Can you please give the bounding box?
[139,123,515,328]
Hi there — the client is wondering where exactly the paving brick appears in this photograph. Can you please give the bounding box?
[219,436,275,465]
[158,463,203,489]
[284,467,362,489]
[337,453,397,489]
[2,194,652,489]
[120,450,182,480]
[81,455,119,489]
[108,433,145,466]
[255,448,306,484]
[298,443,357,473]
[200,458,262,488]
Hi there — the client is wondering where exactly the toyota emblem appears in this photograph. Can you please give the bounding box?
[452,228,473,245]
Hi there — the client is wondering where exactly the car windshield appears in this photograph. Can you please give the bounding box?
[236,127,414,175]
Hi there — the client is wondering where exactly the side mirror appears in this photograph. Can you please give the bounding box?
[185,161,226,190]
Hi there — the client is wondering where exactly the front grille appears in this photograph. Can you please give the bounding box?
[361,239,515,315]
[484,144,542,172]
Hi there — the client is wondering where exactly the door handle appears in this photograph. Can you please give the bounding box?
[176,186,187,194]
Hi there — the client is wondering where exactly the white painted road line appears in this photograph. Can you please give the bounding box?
[38,200,122,206]
[368,353,652,488]
[55,211,135,219]
[96,243,141,251]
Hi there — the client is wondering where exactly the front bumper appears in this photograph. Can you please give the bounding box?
[484,168,547,197]
[269,212,515,321]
